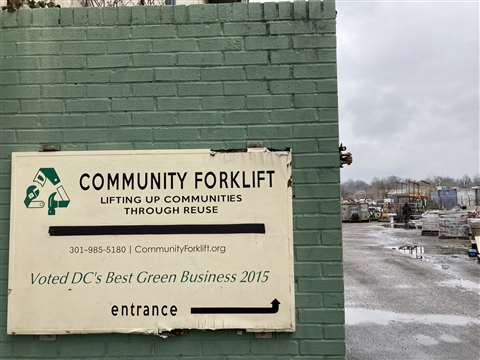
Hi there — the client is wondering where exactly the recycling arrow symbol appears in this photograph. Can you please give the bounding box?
[24,168,70,216]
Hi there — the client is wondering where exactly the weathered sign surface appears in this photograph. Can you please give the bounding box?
[8,149,294,334]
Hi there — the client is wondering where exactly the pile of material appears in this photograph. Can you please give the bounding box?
[421,211,441,235]
[438,211,470,239]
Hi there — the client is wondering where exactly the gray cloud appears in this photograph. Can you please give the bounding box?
[337,0,479,181]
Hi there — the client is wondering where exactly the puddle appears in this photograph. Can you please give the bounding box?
[345,307,480,326]
[395,284,413,289]
[391,245,425,259]
[415,334,439,346]
[437,279,480,295]
[439,334,462,343]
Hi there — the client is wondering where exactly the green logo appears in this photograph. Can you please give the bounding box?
[24,168,70,216]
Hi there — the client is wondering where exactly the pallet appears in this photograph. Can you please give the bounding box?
[421,230,439,236]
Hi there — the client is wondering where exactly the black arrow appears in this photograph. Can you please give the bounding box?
[191,299,280,314]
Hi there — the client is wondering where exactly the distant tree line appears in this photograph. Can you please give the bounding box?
[341,175,480,200]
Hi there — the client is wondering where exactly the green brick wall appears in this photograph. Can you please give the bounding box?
[0,1,344,358]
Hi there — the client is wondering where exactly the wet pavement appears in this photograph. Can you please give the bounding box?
[344,223,480,360]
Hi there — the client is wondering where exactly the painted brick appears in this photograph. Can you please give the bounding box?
[177,112,224,125]
[87,27,130,40]
[297,246,342,262]
[20,71,64,84]
[154,127,199,141]
[0,57,37,70]
[188,4,218,23]
[0,85,40,99]
[62,41,106,54]
[323,263,343,277]
[225,111,269,124]
[323,292,344,308]
[224,22,267,36]
[224,81,268,95]
[66,99,110,112]
[251,340,298,355]
[295,154,339,169]
[201,67,245,81]
[271,80,316,94]
[178,24,222,37]
[245,36,290,50]
[177,52,223,66]
[145,6,161,24]
[109,128,153,142]
[117,7,132,25]
[271,49,318,64]
[88,55,130,68]
[295,262,322,277]
[0,42,15,56]
[295,184,339,199]
[87,8,102,26]
[225,51,268,65]
[131,25,176,38]
[178,82,223,96]
[293,124,338,138]
[20,99,63,113]
[41,114,85,128]
[0,100,19,113]
[202,340,250,355]
[108,40,151,54]
[199,126,246,140]
[131,6,146,25]
[16,129,63,143]
[133,54,175,67]
[64,129,111,142]
[232,3,248,21]
[198,37,242,51]
[248,125,291,139]
[67,70,110,83]
[155,68,200,81]
[38,56,86,70]
[202,96,245,110]
[17,42,61,55]
[0,130,15,142]
[0,71,18,84]
[245,65,291,80]
[294,94,338,108]
[42,85,84,98]
[111,69,154,83]
[271,109,317,123]
[157,97,201,111]
[132,83,176,97]
[247,3,263,21]
[316,79,337,92]
[14,9,31,27]
[152,39,197,52]
[300,340,345,355]
[0,115,39,129]
[324,325,345,339]
[294,64,337,79]
[294,35,336,48]
[132,112,176,126]
[264,2,279,20]
[112,97,154,111]
[246,95,292,109]
[322,230,342,245]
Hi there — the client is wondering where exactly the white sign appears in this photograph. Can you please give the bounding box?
[8,149,295,334]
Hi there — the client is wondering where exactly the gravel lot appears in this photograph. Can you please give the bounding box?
[344,223,479,360]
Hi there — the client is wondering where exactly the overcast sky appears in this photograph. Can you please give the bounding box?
[336,0,479,182]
